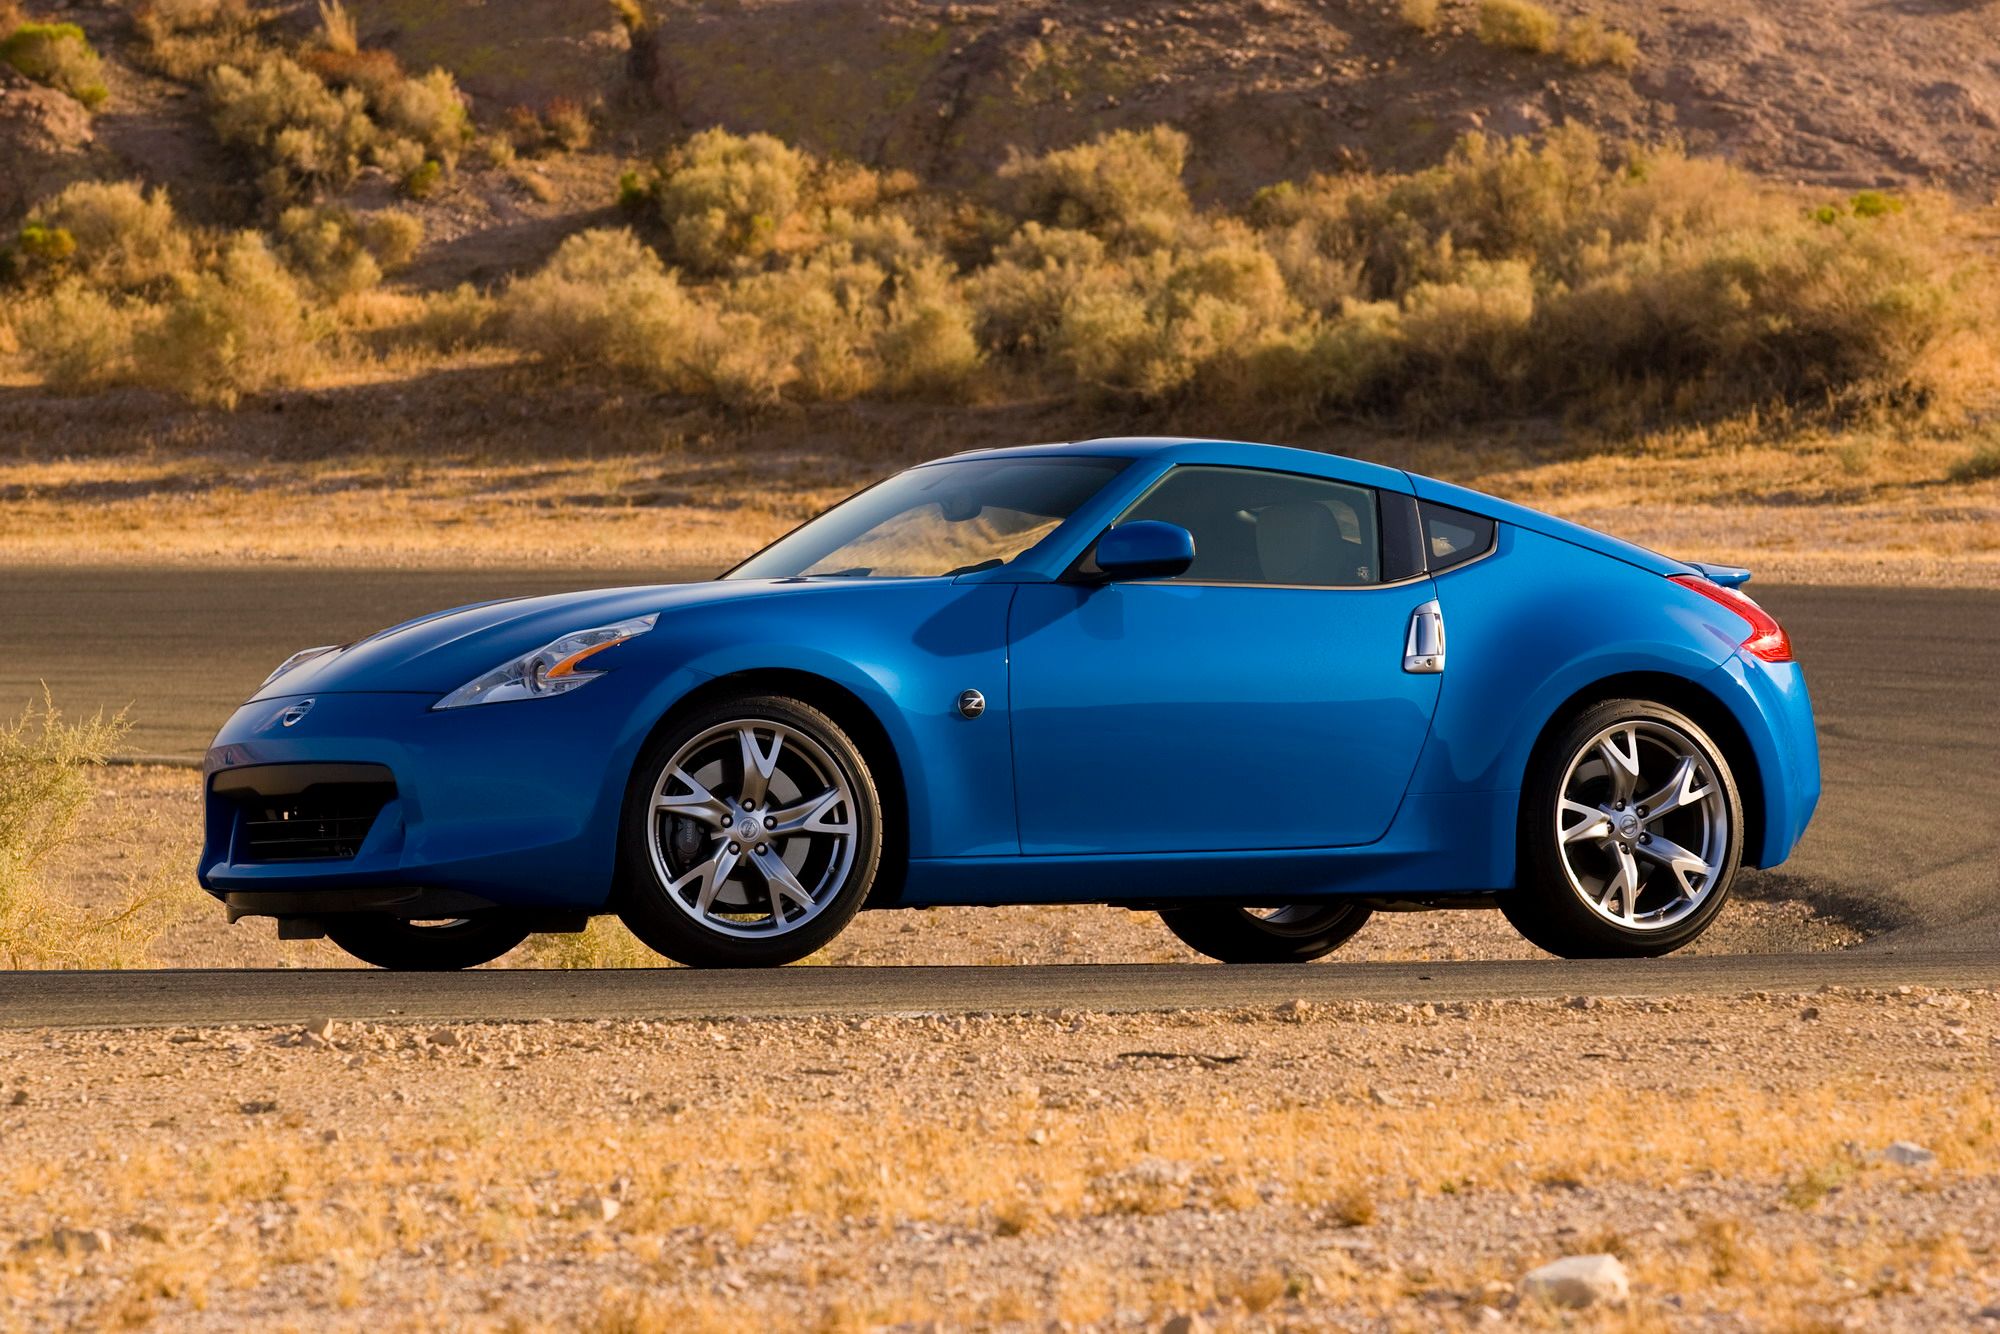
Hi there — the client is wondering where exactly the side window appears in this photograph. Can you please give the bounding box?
[1418,501,1497,572]
[1112,466,1384,586]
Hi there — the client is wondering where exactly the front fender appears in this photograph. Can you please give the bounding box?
[588,580,1021,863]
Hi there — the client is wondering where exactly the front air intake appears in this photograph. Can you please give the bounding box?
[210,764,397,864]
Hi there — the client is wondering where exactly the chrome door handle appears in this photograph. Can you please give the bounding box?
[1403,600,1445,674]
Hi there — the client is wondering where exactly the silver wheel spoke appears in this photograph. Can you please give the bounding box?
[1560,799,1613,844]
[1597,728,1643,804]
[753,849,817,917]
[1634,832,1711,895]
[1636,756,1710,822]
[669,843,743,917]
[1598,846,1642,923]
[737,726,783,806]
[766,788,852,837]
[655,766,732,827]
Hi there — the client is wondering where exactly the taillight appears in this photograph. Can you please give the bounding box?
[1669,574,1794,663]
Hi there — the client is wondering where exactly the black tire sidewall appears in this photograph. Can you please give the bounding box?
[322,915,531,970]
[1158,903,1372,964]
[1505,698,1743,959]
[615,694,882,967]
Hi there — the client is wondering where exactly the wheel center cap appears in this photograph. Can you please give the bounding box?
[1616,813,1641,839]
[736,816,762,842]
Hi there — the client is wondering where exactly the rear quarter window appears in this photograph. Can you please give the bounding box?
[1419,501,1497,572]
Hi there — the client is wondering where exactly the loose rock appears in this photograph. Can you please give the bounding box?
[1882,1141,1937,1168]
[1520,1253,1629,1308]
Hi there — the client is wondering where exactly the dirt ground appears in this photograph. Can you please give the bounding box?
[2,989,1995,1329]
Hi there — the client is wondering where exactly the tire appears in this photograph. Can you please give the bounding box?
[322,914,531,971]
[1503,698,1744,959]
[616,694,882,968]
[1158,903,1372,964]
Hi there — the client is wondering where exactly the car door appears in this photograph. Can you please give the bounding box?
[1007,464,1442,855]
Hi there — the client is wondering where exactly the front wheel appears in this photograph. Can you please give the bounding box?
[1159,903,1372,963]
[322,914,531,970]
[1503,699,1743,958]
[616,695,882,967]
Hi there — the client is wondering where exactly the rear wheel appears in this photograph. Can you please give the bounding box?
[1503,698,1743,958]
[1158,903,1372,963]
[322,914,531,971]
[616,695,882,968]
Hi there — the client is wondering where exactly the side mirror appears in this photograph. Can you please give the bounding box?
[1092,520,1195,582]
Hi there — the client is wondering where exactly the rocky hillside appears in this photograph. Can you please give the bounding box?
[6,0,1998,234]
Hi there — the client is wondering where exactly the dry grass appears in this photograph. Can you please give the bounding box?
[0,695,201,967]
[1,994,1994,1326]
[0,412,1990,585]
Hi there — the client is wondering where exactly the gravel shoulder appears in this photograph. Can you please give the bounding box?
[3,989,1995,1329]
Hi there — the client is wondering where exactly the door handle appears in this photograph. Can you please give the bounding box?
[1403,600,1445,674]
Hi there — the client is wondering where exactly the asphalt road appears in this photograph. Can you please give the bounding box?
[0,570,1994,1023]
[0,566,701,760]
[1,951,1994,1030]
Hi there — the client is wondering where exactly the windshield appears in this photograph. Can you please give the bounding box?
[725,456,1128,580]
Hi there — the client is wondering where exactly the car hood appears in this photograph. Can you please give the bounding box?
[248,578,804,700]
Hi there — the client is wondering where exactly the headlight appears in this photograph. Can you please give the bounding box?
[261,644,342,689]
[433,614,658,710]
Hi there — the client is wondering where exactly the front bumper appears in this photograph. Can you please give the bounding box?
[199,691,636,913]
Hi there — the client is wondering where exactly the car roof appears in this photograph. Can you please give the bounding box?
[938,437,1692,576]
[935,436,1414,495]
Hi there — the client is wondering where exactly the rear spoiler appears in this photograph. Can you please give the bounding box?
[1688,562,1753,588]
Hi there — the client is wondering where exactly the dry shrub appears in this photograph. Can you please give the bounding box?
[1053,236,1301,401]
[543,97,593,152]
[877,259,982,399]
[725,253,885,400]
[208,54,376,199]
[136,232,318,406]
[0,696,196,968]
[967,223,1114,355]
[1949,438,2000,483]
[1562,16,1640,70]
[1,20,109,108]
[522,917,659,969]
[297,44,400,99]
[1398,0,1442,34]
[276,205,421,295]
[648,129,810,274]
[1244,129,1993,424]
[25,180,195,293]
[9,280,152,392]
[314,0,358,56]
[402,282,494,352]
[998,125,1191,248]
[131,0,260,81]
[372,67,471,167]
[1476,0,1560,53]
[500,227,707,386]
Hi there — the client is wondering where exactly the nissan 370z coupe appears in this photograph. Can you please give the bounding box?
[199,438,1820,970]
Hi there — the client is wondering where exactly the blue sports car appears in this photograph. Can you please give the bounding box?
[199,438,1819,970]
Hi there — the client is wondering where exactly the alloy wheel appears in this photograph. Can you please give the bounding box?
[646,719,860,940]
[1553,719,1731,931]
